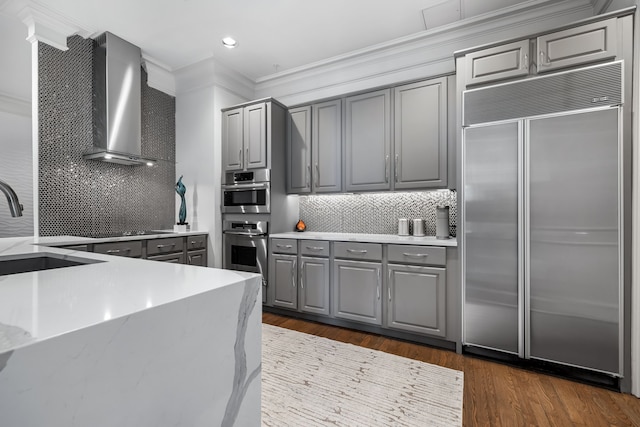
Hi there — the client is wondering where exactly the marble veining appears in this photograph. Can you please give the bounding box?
[222,280,261,426]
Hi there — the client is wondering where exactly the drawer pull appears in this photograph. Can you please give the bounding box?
[305,246,324,251]
[156,243,176,249]
[106,248,129,254]
[347,249,367,254]
[190,240,198,245]
[403,252,428,258]
[277,244,293,249]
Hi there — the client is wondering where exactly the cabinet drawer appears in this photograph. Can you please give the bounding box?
[536,18,617,73]
[271,238,297,254]
[465,39,530,85]
[186,249,207,266]
[94,241,142,258]
[300,240,330,257]
[186,235,207,251]
[334,242,382,261]
[147,237,184,256]
[387,245,446,266]
[147,252,185,264]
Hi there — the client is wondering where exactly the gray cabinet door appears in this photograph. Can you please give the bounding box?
[271,253,298,310]
[244,102,267,169]
[394,77,448,190]
[464,40,530,86]
[300,256,330,316]
[333,259,382,325]
[287,106,312,193]
[222,107,244,171]
[536,18,617,73]
[312,99,342,193]
[345,89,391,192]
[386,264,446,337]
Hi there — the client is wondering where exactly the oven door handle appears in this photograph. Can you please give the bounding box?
[222,182,269,190]
[223,231,267,237]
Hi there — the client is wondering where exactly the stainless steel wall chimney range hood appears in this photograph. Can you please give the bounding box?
[83,32,156,166]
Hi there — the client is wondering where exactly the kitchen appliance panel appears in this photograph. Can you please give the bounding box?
[527,108,620,374]
[463,121,520,355]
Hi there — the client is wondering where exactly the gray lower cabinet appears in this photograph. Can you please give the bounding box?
[393,77,448,189]
[332,259,382,326]
[147,252,185,263]
[299,256,330,315]
[93,241,143,258]
[386,264,446,337]
[345,89,391,192]
[271,253,298,309]
[186,249,207,266]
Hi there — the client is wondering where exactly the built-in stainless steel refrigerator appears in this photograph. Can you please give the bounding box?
[462,61,624,377]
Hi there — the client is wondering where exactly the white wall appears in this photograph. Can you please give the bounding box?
[175,83,246,268]
[0,111,33,237]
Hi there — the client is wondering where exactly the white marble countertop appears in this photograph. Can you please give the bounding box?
[36,230,208,246]
[269,232,458,247]
[0,236,257,354]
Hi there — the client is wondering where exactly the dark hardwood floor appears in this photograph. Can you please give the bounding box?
[263,313,640,427]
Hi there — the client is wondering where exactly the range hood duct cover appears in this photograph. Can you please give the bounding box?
[83,32,156,166]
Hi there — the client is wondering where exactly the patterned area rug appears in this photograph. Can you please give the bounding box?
[261,324,464,427]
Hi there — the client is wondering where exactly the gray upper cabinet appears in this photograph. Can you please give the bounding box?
[345,89,391,192]
[222,108,244,171]
[465,39,530,86]
[222,102,267,171]
[286,106,312,193]
[286,100,342,194]
[536,18,617,73]
[386,264,446,337]
[394,77,448,189]
[312,100,342,193]
[244,103,268,169]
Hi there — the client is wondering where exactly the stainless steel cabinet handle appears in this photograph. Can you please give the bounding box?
[300,261,305,289]
[315,164,320,187]
[388,288,391,301]
[156,243,175,249]
[385,155,389,183]
[402,253,428,258]
[245,147,249,165]
[277,244,293,249]
[395,154,399,182]
[238,148,242,164]
[190,241,198,245]
[522,53,529,70]
[305,246,324,251]
[307,164,311,188]
[377,268,381,300]
[388,269,392,301]
[347,249,367,254]
[539,50,551,66]
[292,259,297,288]
[106,248,130,254]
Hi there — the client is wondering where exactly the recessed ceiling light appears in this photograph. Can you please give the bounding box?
[222,37,237,49]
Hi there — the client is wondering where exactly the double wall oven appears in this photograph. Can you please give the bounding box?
[222,169,271,303]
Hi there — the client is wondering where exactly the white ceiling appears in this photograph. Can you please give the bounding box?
[0,0,538,89]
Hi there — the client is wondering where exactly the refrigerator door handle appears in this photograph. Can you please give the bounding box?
[522,120,531,360]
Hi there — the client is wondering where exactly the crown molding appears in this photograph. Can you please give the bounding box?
[174,57,254,100]
[0,90,31,117]
[143,56,176,97]
[592,0,614,14]
[254,0,594,105]
[3,0,93,49]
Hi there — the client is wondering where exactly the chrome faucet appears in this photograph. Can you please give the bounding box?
[0,179,23,217]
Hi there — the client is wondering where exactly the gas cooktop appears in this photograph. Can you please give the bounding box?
[75,230,173,239]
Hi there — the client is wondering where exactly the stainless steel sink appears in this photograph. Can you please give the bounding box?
[0,254,103,276]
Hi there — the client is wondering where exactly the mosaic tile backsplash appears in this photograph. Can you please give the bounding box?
[38,36,176,237]
[299,191,457,236]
